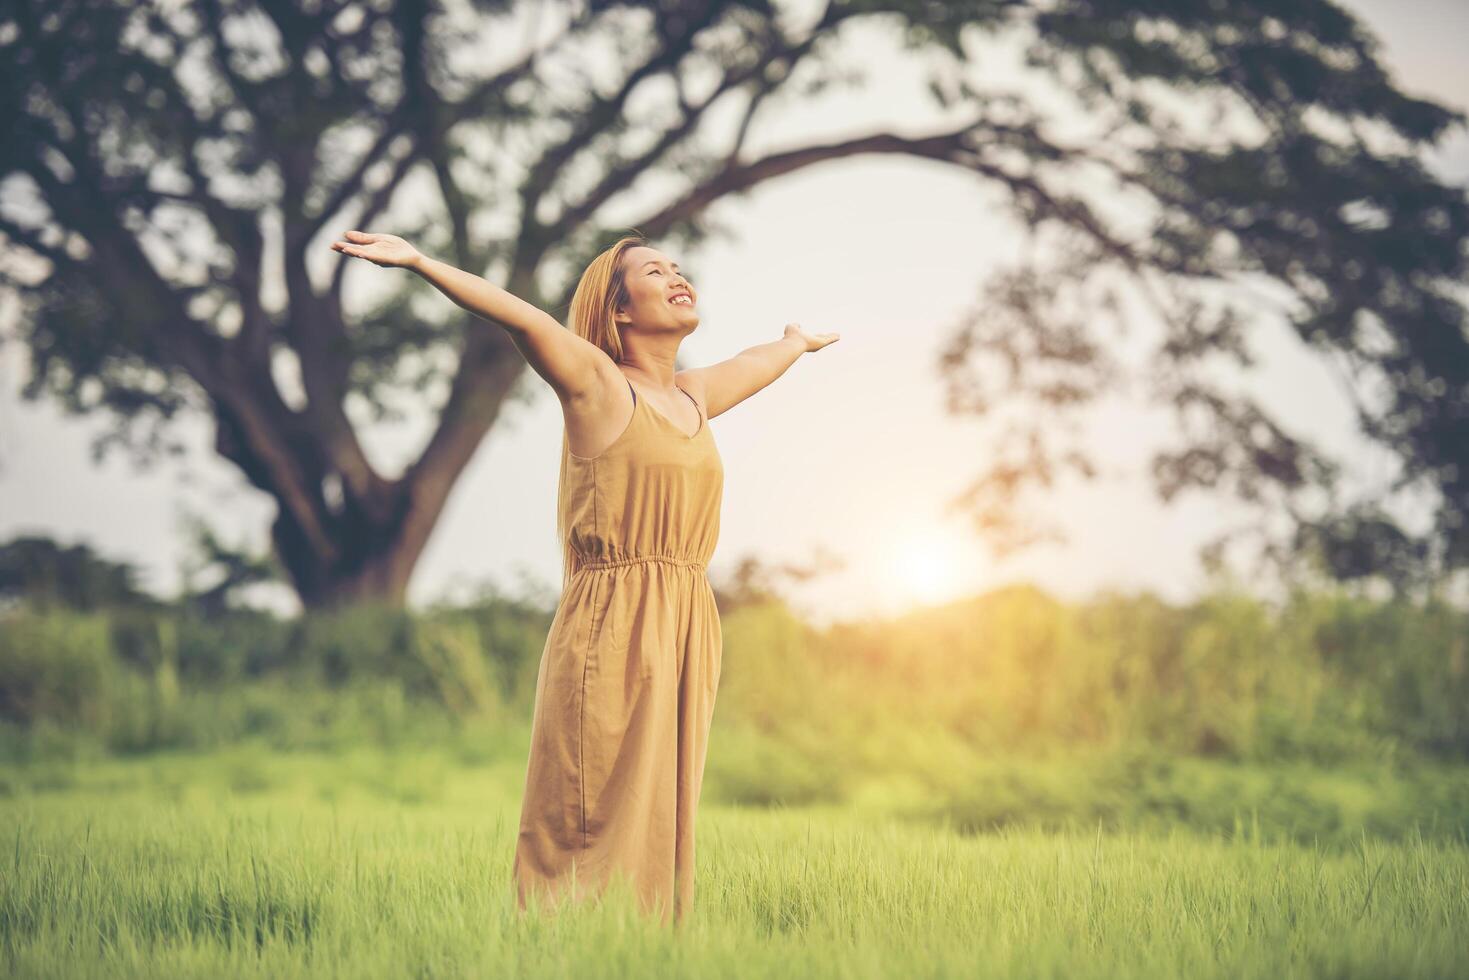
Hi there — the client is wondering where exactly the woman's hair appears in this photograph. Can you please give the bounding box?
[556,233,649,593]
[566,233,648,362]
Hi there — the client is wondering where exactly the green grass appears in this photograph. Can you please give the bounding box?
[3,748,1467,978]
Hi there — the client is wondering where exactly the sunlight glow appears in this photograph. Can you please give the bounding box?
[887,528,964,609]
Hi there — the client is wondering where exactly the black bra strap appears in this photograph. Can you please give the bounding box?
[677,385,699,416]
[627,378,636,405]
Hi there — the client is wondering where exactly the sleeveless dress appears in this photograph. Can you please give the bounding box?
[512,377,724,926]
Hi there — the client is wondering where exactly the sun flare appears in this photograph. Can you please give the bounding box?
[888,529,964,608]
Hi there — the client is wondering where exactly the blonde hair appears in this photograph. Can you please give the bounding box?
[556,234,649,593]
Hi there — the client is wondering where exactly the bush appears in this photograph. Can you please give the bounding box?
[0,610,117,728]
[414,617,501,720]
[2,581,1466,769]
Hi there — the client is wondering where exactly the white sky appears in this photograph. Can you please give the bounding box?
[1,0,1466,625]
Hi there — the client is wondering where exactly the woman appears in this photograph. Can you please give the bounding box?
[330,229,839,925]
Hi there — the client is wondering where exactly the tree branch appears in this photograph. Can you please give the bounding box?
[544,12,839,242]
[514,0,727,253]
[0,215,69,268]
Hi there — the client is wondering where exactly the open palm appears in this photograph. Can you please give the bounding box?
[784,322,840,353]
[329,230,421,269]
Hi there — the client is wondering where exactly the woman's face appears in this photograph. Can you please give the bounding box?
[615,246,698,332]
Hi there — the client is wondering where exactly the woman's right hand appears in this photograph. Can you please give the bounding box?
[330,230,422,270]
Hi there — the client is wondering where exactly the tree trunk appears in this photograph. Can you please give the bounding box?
[209,323,528,611]
[269,478,445,611]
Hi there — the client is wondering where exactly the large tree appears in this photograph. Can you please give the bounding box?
[1,0,1465,607]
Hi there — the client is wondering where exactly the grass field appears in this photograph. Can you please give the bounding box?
[4,746,1467,979]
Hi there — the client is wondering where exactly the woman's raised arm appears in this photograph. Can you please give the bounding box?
[330,230,612,402]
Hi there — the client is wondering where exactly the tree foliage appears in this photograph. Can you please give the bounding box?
[0,535,161,611]
[1,0,1465,605]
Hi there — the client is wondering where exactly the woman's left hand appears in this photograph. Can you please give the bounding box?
[784,322,840,353]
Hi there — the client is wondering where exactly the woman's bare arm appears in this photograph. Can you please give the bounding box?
[410,253,548,335]
[677,323,840,419]
[330,230,613,402]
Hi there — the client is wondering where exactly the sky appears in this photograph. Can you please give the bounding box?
[2,0,1467,626]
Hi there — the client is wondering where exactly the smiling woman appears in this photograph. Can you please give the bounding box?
[508,237,731,927]
[327,227,838,926]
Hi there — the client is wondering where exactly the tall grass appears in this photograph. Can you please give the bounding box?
[2,766,1466,978]
[2,582,1467,850]
[2,582,1465,767]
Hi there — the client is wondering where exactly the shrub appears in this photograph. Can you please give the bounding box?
[0,610,117,728]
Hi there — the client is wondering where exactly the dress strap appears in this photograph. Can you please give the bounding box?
[625,377,702,424]
[676,385,700,418]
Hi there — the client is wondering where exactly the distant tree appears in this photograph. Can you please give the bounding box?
[712,547,845,614]
[176,513,284,616]
[0,535,160,611]
[2,0,1465,607]
[927,3,1469,596]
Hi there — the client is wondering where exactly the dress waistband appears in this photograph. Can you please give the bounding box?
[577,553,707,571]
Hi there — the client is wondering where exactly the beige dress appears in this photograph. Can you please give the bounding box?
[512,377,724,925]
